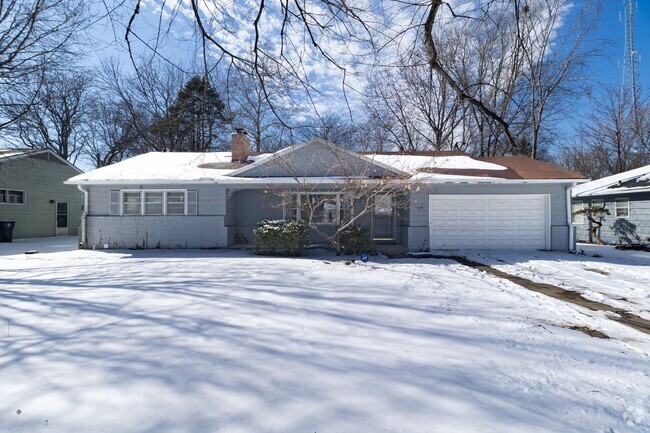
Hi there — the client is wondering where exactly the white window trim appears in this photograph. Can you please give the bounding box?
[0,188,27,206]
[615,198,629,218]
[119,189,190,216]
[283,192,352,225]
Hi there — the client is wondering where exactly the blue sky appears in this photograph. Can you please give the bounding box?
[101,1,649,112]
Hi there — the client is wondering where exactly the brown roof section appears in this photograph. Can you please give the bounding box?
[418,156,587,180]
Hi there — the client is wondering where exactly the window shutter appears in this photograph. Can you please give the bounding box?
[187,190,198,215]
[110,191,120,215]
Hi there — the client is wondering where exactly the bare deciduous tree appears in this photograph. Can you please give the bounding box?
[561,86,649,178]
[261,141,416,255]
[11,70,93,163]
[0,0,87,129]
[85,99,141,168]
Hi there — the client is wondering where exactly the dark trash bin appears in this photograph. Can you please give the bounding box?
[0,220,16,242]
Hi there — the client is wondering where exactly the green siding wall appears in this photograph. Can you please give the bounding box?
[0,154,82,239]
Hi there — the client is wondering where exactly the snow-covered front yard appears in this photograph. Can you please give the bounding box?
[464,244,650,322]
[1,239,650,432]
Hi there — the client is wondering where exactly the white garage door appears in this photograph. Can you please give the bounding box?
[429,195,549,250]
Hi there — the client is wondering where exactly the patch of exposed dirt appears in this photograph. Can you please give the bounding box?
[566,325,610,339]
[583,267,610,276]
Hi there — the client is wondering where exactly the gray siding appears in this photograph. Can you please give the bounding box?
[572,192,650,244]
[227,189,282,244]
[408,183,572,251]
[84,184,227,249]
[86,216,226,249]
[237,142,396,178]
[0,154,82,239]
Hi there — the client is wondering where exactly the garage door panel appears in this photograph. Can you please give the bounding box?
[458,198,487,207]
[487,198,514,207]
[488,238,517,248]
[458,217,487,226]
[488,208,515,217]
[516,209,545,218]
[432,198,460,207]
[459,239,489,249]
[460,227,490,237]
[516,198,545,208]
[430,208,458,217]
[462,208,487,218]
[429,195,548,250]
[431,220,459,229]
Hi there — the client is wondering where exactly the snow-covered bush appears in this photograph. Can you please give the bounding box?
[254,219,310,256]
[340,225,372,255]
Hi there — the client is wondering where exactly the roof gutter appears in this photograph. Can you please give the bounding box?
[65,177,590,187]
[77,184,89,249]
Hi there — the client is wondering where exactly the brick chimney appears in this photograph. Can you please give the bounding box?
[231,128,251,162]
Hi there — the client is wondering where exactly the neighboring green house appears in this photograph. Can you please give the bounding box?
[0,149,83,239]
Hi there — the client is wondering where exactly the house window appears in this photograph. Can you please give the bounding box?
[591,199,604,209]
[165,192,185,215]
[0,189,26,205]
[615,198,629,218]
[284,192,352,225]
[571,201,586,224]
[122,192,142,215]
[115,190,197,216]
[144,192,164,215]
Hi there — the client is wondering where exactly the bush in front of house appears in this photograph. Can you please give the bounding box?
[254,219,310,256]
[340,225,372,255]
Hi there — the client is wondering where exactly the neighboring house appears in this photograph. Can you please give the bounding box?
[0,149,83,239]
[65,131,586,252]
[571,165,650,245]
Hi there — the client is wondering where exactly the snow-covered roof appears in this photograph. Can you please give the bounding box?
[66,152,240,184]
[572,165,650,197]
[66,145,586,186]
[369,154,507,174]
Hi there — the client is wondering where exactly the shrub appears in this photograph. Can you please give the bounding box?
[254,219,310,256]
[340,225,372,255]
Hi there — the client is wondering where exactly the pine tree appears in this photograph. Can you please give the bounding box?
[152,76,230,151]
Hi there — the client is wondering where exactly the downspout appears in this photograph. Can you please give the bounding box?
[77,184,88,249]
[566,183,576,252]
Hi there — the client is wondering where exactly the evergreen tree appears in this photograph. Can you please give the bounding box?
[152,76,230,151]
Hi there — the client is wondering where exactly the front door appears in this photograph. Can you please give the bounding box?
[373,194,394,240]
[56,201,68,236]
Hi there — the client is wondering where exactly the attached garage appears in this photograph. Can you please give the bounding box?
[429,194,550,250]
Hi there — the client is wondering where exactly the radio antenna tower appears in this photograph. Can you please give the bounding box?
[621,0,640,118]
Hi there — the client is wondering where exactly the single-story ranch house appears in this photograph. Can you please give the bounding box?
[1,149,83,239]
[65,131,587,252]
[572,164,650,245]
